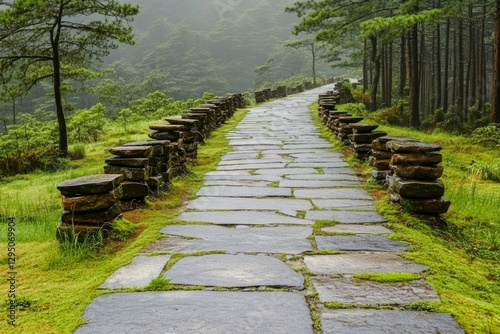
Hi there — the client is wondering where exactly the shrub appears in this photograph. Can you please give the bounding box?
[370,106,409,126]
[471,123,500,148]
[338,103,366,116]
[68,103,107,142]
[69,143,86,160]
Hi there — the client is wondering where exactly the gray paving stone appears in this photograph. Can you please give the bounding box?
[221,152,259,161]
[254,168,319,175]
[295,188,372,200]
[177,211,313,225]
[203,180,272,187]
[145,225,313,254]
[204,174,281,182]
[230,139,283,146]
[286,174,361,181]
[76,291,314,334]
[280,180,361,188]
[323,224,393,235]
[219,159,291,166]
[197,186,292,198]
[323,168,358,174]
[312,277,439,305]
[315,236,408,252]
[99,255,171,289]
[287,162,349,168]
[187,197,312,211]
[165,254,304,288]
[305,211,386,224]
[321,309,465,334]
[217,163,288,171]
[312,199,375,210]
[283,144,332,149]
[304,253,428,274]
[233,145,282,151]
[290,152,344,159]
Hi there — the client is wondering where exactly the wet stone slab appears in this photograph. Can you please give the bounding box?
[187,197,312,211]
[286,174,362,181]
[279,180,361,188]
[75,291,314,334]
[254,168,319,175]
[204,174,281,182]
[177,211,313,225]
[305,211,386,224]
[323,168,358,175]
[164,254,304,289]
[217,163,288,171]
[146,225,313,254]
[295,188,372,200]
[287,162,349,168]
[312,277,440,305]
[304,253,429,274]
[196,186,292,198]
[203,180,272,187]
[220,152,260,161]
[312,199,375,211]
[321,309,465,334]
[323,224,393,235]
[99,255,171,289]
[315,236,408,252]
[219,159,291,166]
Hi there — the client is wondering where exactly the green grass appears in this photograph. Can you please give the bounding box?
[353,272,420,283]
[0,109,249,334]
[311,102,500,334]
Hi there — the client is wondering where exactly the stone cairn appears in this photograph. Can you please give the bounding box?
[348,124,387,160]
[370,136,420,185]
[56,174,124,238]
[149,123,189,177]
[387,141,450,216]
[104,146,154,211]
[304,81,314,90]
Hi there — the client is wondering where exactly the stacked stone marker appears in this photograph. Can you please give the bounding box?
[122,140,172,194]
[149,123,189,176]
[387,141,451,216]
[56,174,124,238]
[255,90,266,103]
[370,136,420,185]
[348,124,387,160]
[333,116,364,144]
[276,86,287,98]
[104,146,153,211]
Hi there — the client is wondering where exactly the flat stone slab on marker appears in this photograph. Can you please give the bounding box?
[177,211,313,225]
[323,224,393,235]
[312,277,439,305]
[315,236,408,252]
[99,255,171,289]
[108,146,153,158]
[295,188,372,200]
[144,225,313,254]
[165,254,304,289]
[322,309,465,334]
[75,291,314,334]
[304,253,428,274]
[57,174,124,196]
[187,197,313,211]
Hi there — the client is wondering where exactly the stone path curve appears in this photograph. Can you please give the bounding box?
[75,85,465,334]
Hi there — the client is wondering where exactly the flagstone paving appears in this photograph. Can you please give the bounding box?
[76,85,464,333]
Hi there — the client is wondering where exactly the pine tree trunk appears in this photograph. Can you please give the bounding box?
[492,0,500,123]
[370,36,381,112]
[409,23,420,127]
[443,18,451,113]
[399,34,406,98]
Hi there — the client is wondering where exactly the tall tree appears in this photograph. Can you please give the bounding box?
[0,0,139,156]
[493,0,500,123]
[285,39,324,87]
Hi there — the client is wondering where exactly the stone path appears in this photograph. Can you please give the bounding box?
[76,86,465,333]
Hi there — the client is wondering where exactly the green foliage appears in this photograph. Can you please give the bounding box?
[145,278,175,291]
[68,103,107,143]
[469,162,500,183]
[337,103,366,116]
[109,219,137,241]
[69,144,86,160]
[370,105,409,126]
[116,108,141,132]
[354,272,419,283]
[471,123,500,148]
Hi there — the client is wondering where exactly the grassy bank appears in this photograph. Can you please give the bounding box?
[0,110,248,333]
[312,103,500,334]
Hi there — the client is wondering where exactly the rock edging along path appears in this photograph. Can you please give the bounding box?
[75,85,465,334]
